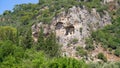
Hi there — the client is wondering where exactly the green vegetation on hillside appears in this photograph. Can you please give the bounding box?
[91,17,120,56]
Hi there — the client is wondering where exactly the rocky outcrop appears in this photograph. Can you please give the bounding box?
[51,6,111,58]
[103,0,114,4]
[32,6,111,59]
[31,22,50,42]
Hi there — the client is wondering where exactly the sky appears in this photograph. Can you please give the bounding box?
[0,0,39,14]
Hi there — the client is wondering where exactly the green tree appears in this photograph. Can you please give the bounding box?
[37,28,60,57]
[39,0,47,5]
[45,32,60,57]
[22,29,33,49]
[0,41,15,62]
[0,26,17,43]
[37,28,45,50]
[3,10,11,15]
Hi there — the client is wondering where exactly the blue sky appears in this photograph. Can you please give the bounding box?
[0,0,38,14]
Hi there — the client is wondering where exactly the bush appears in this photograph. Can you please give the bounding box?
[48,57,88,68]
[85,38,93,45]
[71,38,78,44]
[88,62,102,68]
[85,44,94,51]
[80,27,83,33]
[97,53,107,62]
[114,49,120,57]
[76,46,87,57]
[88,62,120,68]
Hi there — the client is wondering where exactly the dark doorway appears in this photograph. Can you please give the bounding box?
[65,25,75,35]
[55,22,63,30]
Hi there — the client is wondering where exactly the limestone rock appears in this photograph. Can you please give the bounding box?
[51,6,111,58]
[31,22,50,42]
[103,0,114,4]
[32,6,111,59]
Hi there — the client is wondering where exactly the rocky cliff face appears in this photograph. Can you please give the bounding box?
[103,0,114,4]
[50,6,111,58]
[32,6,111,59]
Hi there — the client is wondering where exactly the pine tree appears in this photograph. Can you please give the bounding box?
[45,32,60,57]
[23,29,33,49]
[37,27,45,50]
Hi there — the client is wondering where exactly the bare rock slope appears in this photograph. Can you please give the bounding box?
[51,6,111,58]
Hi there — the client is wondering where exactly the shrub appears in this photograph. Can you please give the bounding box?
[71,38,78,44]
[48,57,88,68]
[80,27,83,33]
[88,61,120,68]
[88,62,102,68]
[97,53,107,62]
[114,49,120,57]
[85,38,93,45]
[76,46,87,57]
[85,44,94,51]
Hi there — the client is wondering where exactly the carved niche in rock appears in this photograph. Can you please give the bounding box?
[55,22,63,30]
[65,25,75,35]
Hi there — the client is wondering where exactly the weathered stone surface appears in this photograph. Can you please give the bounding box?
[51,6,111,58]
[32,6,111,60]
[103,0,114,4]
[31,22,50,42]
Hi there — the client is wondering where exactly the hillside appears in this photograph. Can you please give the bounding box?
[0,0,120,68]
